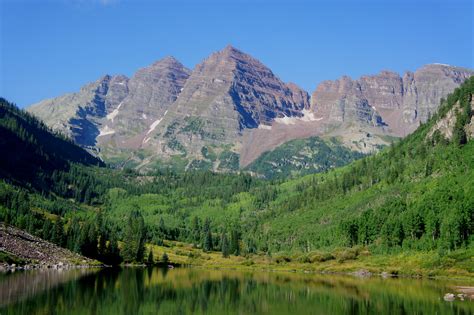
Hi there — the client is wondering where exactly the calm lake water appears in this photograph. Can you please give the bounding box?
[0,267,473,315]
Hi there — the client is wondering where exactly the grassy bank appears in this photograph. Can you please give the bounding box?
[146,240,474,280]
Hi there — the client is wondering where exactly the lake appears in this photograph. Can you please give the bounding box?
[0,267,472,314]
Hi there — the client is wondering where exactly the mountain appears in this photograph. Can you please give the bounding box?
[0,98,103,190]
[27,46,473,176]
[28,57,191,162]
[140,45,311,171]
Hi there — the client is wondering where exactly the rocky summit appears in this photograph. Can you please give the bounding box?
[27,46,473,173]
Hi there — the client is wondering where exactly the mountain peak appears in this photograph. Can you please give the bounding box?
[151,55,185,68]
[222,44,240,53]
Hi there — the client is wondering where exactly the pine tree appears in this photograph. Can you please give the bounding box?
[230,229,240,256]
[204,229,213,252]
[147,249,154,265]
[42,219,52,241]
[52,218,65,246]
[122,209,146,263]
[161,252,169,264]
[221,232,229,258]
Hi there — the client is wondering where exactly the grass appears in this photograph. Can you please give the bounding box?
[144,240,474,281]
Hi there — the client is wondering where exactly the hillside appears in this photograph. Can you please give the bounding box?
[0,98,104,192]
[246,136,366,179]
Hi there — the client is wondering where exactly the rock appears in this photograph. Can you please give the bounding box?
[444,293,455,301]
[310,64,473,137]
[353,269,372,277]
[0,223,94,268]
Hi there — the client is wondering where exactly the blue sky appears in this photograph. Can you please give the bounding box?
[1,0,472,107]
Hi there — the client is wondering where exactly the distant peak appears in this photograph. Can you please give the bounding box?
[152,56,182,67]
[430,63,452,67]
[218,44,247,58]
[222,44,239,52]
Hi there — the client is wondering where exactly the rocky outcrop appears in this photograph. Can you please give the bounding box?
[465,96,474,140]
[0,223,94,266]
[310,64,474,136]
[28,75,128,146]
[426,101,460,141]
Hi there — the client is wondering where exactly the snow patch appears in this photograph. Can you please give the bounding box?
[106,102,123,122]
[143,137,151,144]
[433,63,451,67]
[275,116,297,125]
[142,113,147,119]
[146,110,168,135]
[98,125,115,136]
[258,124,272,130]
[300,109,323,122]
[274,109,323,125]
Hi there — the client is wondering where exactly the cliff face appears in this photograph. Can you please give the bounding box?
[310,64,474,136]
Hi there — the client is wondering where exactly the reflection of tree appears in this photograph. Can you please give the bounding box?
[2,268,473,315]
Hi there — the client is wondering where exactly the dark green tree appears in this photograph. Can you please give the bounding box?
[161,252,169,264]
[122,209,146,263]
[147,249,154,265]
[221,232,230,258]
[51,218,65,246]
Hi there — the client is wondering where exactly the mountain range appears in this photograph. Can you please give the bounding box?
[28,45,473,175]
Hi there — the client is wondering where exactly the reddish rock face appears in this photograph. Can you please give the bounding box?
[165,45,309,132]
[310,64,473,135]
[311,75,384,126]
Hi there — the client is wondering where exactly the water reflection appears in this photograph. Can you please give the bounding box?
[0,267,472,315]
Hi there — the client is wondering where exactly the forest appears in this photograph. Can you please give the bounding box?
[0,76,473,271]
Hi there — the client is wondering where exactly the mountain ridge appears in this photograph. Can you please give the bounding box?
[26,46,473,176]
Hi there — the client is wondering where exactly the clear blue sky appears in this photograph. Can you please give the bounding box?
[1,0,473,108]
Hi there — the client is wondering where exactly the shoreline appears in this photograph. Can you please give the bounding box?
[4,260,472,283]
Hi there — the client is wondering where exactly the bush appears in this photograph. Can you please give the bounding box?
[310,252,335,263]
[274,254,292,264]
[297,254,311,263]
[335,248,358,263]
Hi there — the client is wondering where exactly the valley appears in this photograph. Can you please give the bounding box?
[1,76,474,278]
